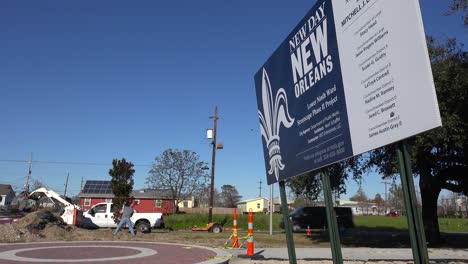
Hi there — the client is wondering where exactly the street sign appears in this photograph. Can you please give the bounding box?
[254,0,441,185]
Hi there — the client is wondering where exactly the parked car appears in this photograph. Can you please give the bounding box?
[387,211,399,217]
[0,211,25,224]
[280,206,354,231]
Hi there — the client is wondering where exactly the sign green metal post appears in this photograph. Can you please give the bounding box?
[321,170,343,264]
[279,181,297,264]
[396,141,429,264]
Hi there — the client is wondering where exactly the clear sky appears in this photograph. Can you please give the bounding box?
[0,0,466,200]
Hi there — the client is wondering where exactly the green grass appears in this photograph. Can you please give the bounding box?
[164,213,468,233]
[354,215,468,233]
[438,217,468,232]
[354,215,409,230]
[164,213,284,230]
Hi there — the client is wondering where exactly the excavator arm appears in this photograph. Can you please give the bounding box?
[29,187,80,210]
[28,187,82,225]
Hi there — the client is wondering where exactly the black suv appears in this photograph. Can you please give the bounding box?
[280,206,354,231]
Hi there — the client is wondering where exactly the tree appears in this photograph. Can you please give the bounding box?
[350,185,369,214]
[373,193,385,214]
[220,184,242,208]
[109,158,135,221]
[387,182,405,214]
[213,188,223,207]
[146,149,209,213]
[445,0,467,27]
[31,179,44,191]
[349,185,368,202]
[193,186,222,207]
[193,183,209,207]
[365,38,467,242]
[286,158,365,204]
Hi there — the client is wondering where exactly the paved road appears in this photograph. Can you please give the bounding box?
[228,247,468,262]
[1,241,467,263]
[0,241,231,264]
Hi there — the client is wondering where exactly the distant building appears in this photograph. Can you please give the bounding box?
[272,197,295,212]
[237,197,269,214]
[177,197,194,209]
[456,196,468,217]
[0,184,16,208]
[337,200,379,215]
[76,180,193,214]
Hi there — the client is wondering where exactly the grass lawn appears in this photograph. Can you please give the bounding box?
[165,213,284,231]
[354,215,468,233]
[164,214,468,233]
[165,213,468,233]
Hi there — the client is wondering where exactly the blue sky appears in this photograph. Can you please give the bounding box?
[0,0,466,200]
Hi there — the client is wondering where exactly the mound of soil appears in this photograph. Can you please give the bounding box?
[0,209,74,242]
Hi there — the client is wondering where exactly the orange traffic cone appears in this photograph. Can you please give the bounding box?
[306,225,311,236]
[232,209,239,248]
[246,209,254,256]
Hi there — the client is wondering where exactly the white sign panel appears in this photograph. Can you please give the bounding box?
[332,0,441,154]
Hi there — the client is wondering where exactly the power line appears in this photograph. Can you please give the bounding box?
[0,159,152,167]
[0,159,27,163]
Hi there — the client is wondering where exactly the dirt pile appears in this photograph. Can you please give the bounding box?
[0,209,75,242]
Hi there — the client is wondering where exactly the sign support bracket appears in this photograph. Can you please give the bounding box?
[321,170,343,264]
[396,141,429,264]
[279,180,297,264]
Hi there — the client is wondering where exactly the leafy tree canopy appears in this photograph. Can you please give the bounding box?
[146,149,209,213]
[109,158,135,220]
[220,184,242,208]
[286,157,365,204]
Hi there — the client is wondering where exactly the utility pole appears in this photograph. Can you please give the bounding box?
[64,173,69,197]
[80,177,84,191]
[24,154,32,194]
[382,179,389,214]
[208,105,219,223]
[269,184,273,235]
[258,179,262,197]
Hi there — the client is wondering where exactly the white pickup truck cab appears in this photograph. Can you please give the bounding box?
[82,202,164,232]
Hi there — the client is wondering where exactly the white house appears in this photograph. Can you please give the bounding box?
[338,199,379,215]
[0,184,16,208]
[237,197,269,214]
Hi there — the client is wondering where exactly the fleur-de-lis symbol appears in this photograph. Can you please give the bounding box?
[258,68,295,181]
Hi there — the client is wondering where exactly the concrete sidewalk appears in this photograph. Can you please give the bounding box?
[228,247,468,261]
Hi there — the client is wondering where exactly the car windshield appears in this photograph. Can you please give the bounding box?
[290,207,303,216]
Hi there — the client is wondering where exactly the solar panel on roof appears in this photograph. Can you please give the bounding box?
[82,180,112,194]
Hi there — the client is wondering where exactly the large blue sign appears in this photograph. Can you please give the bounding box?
[255,0,441,184]
[254,0,353,184]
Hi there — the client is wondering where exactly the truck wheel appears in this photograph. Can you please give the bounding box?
[135,221,151,233]
[211,224,222,233]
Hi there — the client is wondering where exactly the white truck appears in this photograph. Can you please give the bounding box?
[82,202,164,233]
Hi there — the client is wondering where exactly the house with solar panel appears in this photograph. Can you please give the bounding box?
[77,180,194,214]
